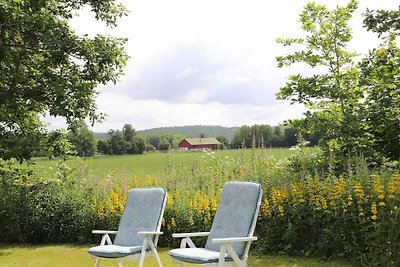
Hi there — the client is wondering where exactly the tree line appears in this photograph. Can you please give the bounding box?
[65,122,183,156]
[62,122,318,157]
[230,125,319,149]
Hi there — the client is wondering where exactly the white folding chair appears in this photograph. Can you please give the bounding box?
[88,187,167,267]
[169,181,262,267]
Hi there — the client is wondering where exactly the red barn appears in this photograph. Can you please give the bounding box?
[179,138,221,150]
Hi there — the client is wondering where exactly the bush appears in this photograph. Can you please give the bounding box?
[256,174,400,266]
[0,159,102,243]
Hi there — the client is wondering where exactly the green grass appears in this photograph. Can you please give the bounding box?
[0,245,353,267]
[34,148,294,181]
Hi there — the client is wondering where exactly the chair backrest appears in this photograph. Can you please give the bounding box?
[205,181,262,257]
[114,187,167,247]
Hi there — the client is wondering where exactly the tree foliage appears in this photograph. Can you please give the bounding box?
[363,7,400,37]
[216,136,229,149]
[67,120,96,157]
[360,43,400,160]
[230,124,302,149]
[278,1,400,165]
[158,138,171,151]
[98,124,145,155]
[361,8,400,161]
[277,0,374,164]
[0,0,128,161]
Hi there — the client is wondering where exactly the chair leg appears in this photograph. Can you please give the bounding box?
[218,245,226,267]
[138,238,148,267]
[226,244,245,267]
[154,251,163,267]
[94,258,100,267]
[148,237,163,267]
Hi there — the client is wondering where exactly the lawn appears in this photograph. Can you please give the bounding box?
[0,245,353,267]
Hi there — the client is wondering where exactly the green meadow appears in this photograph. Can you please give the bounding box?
[34,148,294,181]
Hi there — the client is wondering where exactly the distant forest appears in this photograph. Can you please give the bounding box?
[139,125,239,140]
[95,125,239,141]
[67,124,320,156]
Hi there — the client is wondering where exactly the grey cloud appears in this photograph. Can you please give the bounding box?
[114,42,283,106]
[115,43,222,101]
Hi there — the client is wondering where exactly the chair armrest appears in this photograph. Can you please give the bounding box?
[172,232,210,238]
[138,231,163,236]
[92,230,118,235]
[172,232,210,249]
[92,230,117,246]
[211,236,257,244]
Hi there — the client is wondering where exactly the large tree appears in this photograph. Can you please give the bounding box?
[0,0,128,161]
[361,7,400,160]
[276,0,373,164]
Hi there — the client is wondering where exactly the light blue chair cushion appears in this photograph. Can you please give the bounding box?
[88,244,143,258]
[114,187,167,247]
[204,181,261,257]
[169,248,232,264]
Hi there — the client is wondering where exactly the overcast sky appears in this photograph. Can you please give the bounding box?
[43,0,399,132]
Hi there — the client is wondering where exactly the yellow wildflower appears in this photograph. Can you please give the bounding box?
[145,175,153,186]
[321,197,328,210]
[278,205,284,216]
[112,190,119,206]
[202,210,211,225]
[166,195,172,206]
[353,184,366,204]
[188,200,193,212]
[260,198,272,217]
[132,176,139,188]
[107,199,115,214]
[290,183,305,205]
[371,176,384,199]
[371,202,378,215]
[387,173,400,199]
[211,196,218,212]
[347,195,353,207]
[265,160,269,168]
[358,207,365,217]
[200,195,210,211]
[328,177,346,200]
[170,217,177,229]
[98,202,105,219]
[271,188,288,207]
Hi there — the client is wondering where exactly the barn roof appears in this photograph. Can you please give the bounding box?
[183,138,221,145]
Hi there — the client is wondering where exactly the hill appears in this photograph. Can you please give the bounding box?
[94,132,109,141]
[94,125,239,141]
[137,125,239,140]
